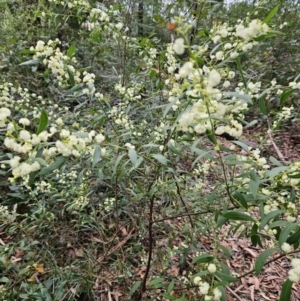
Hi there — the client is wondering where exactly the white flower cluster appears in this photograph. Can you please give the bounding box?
[193,276,222,300]
[209,19,268,64]
[140,48,157,68]
[1,95,105,180]
[273,106,294,128]
[48,0,90,8]
[0,107,11,128]
[90,8,109,22]
[30,40,95,93]
[103,197,115,212]
[115,83,142,102]
[165,43,177,74]
[250,149,270,169]
[173,38,185,55]
[288,258,300,282]
[281,242,293,253]
[236,19,269,41]
[174,64,244,137]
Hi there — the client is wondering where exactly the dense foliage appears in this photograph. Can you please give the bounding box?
[1,0,300,300]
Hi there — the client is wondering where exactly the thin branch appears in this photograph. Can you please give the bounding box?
[238,249,300,279]
[174,179,194,228]
[214,275,244,301]
[267,131,288,164]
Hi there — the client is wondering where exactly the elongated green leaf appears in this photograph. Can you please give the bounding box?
[37,109,48,135]
[67,44,76,57]
[134,157,144,169]
[287,227,300,245]
[66,66,75,86]
[255,248,278,275]
[268,166,288,178]
[232,192,248,209]
[236,57,246,89]
[218,245,232,258]
[259,97,267,115]
[33,157,47,166]
[192,253,214,264]
[98,168,103,181]
[215,271,238,283]
[280,89,296,107]
[168,141,181,155]
[270,220,289,229]
[92,145,101,168]
[263,5,279,23]
[279,279,293,301]
[128,148,137,165]
[287,173,300,179]
[167,279,175,293]
[249,173,260,198]
[112,154,126,177]
[38,156,68,175]
[151,154,169,165]
[225,92,252,103]
[206,129,217,145]
[259,210,283,230]
[19,59,40,66]
[223,211,255,222]
[279,223,299,246]
[127,280,141,297]
[149,277,163,287]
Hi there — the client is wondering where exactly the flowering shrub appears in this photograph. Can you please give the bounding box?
[1,1,300,301]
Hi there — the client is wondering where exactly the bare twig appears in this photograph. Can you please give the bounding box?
[267,131,288,164]
[174,179,194,228]
[214,275,243,301]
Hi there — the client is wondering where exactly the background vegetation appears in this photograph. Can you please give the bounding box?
[1,0,300,300]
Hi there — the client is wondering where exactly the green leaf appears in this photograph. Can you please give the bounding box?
[167,279,175,293]
[37,109,48,135]
[112,154,126,177]
[149,277,163,287]
[255,248,278,275]
[231,140,249,152]
[66,66,75,86]
[215,271,238,283]
[259,210,283,230]
[217,215,228,228]
[192,253,214,264]
[98,168,103,181]
[34,157,48,166]
[206,130,217,145]
[268,166,288,178]
[279,223,299,246]
[280,89,296,107]
[223,211,255,222]
[38,156,68,176]
[128,148,137,165]
[67,44,76,57]
[168,141,181,155]
[263,5,279,23]
[251,234,263,248]
[19,59,40,66]
[249,170,260,198]
[232,192,248,209]
[236,57,246,89]
[217,245,232,258]
[258,97,267,115]
[151,154,169,165]
[279,279,293,301]
[92,145,101,168]
[127,280,141,297]
[286,227,300,245]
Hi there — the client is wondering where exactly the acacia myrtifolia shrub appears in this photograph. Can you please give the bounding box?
[0,2,300,301]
